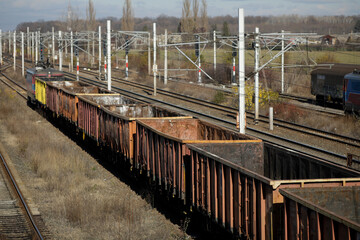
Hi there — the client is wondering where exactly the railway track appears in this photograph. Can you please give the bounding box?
[75,69,359,146]
[62,71,360,170]
[0,149,44,240]
[3,58,360,169]
[0,72,27,99]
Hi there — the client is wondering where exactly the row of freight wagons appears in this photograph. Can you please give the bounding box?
[33,78,360,240]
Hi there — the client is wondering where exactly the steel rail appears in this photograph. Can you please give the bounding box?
[0,152,44,240]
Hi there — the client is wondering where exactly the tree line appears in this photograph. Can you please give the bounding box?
[15,0,360,35]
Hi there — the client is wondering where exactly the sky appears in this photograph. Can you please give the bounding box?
[0,0,359,31]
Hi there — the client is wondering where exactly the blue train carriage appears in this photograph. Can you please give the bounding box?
[26,62,65,105]
[310,63,359,104]
[344,69,360,114]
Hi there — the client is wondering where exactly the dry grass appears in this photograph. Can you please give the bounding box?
[0,85,184,239]
[271,102,360,139]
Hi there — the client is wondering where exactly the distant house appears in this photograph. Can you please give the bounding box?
[346,34,360,45]
[320,35,338,45]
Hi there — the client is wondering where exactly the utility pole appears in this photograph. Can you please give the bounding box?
[164,29,168,85]
[21,32,24,76]
[52,27,55,64]
[70,31,73,72]
[35,31,38,64]
[115,34,118,69]
[13,31,16,71]
[98,26,101,80]
[76,45,79,81]
[8,31,11,55]
[281,30,285,93]
[153,23,157,96]
[148,33,151,75]
[87,33,90,64]
[213,30,216,73]
[238,8,246,134]
[254,27,260,124]
[0,30,2,65]
[107,20,111,91]
[92,32,95,66]
[59,31,63,71]
[31,32,34,62]
[27,27,29,59]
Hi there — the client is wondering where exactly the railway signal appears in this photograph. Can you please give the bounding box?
[232,41,237,85]
[125,36,129,78]
[75,45,79,81]
[195,35,200,58]
[232,41,237,57]
[40,39,44,62]
[103,41,107,56]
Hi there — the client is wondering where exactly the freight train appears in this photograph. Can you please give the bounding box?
[311,64,360,114]
[25,60,65,105]
[25,66,360,239]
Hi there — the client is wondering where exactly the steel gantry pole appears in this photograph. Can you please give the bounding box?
[164,29,168,85]
[148,32,151,75]
[70,31,73,72]
[0,30,2,65]
[13,31,16,71]
[31,32,34,62]
[27,27,29,59]
[21,32,24,76]
[107,20,111,91]
[98,26,101,80]
[35,31,38,64]
[281,30,285,93]
[8,31,11,55]
[59,31,63,71]
[52,27,55,64]
[254,27,260,124]
[115,34,118,69]
[153,23,157,96]
[92,32,95,66]
[238,8,246,134]
[213,30,216,73]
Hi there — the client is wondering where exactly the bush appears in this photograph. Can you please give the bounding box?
[212,91,226,104]
[316,52,337,63]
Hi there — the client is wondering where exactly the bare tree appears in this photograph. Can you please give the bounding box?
[65,1,82,31]
[192,0,199,32]
[86,0,96,31]
[181,0,193,33]
[121,0,134,31]
[200,0,208,32]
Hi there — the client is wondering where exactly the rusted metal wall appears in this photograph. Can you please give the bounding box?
[77,94,135,141]
[264,143,360,180]
[187,143,360,240]
[46,83,60,115]
[188,143,268,239]
[281,187,360,240]
[77,98,99,140]
[98,105,189,165]
[58,89,78,123]
[136,123,188,199]
[135,118,260,203]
